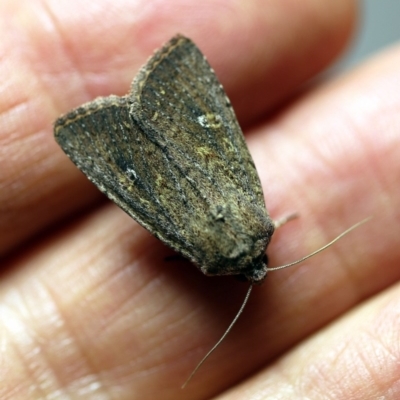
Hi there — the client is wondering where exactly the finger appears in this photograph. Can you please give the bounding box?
[2,44,400,398]
[199,43,400,392]
[1,206,206,400]
[0,0,356,255]
[215,283,400,399]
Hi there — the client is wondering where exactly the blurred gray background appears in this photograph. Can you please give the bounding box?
[339,0,400,70]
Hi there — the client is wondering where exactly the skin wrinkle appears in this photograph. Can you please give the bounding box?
[0,6,98,252]
[365,138,399,213]
[319,342,362,398]
[3,7,58,136]
[83,262,141,327]
[42,226,137,324]
[38,276,110,398]
[134,277,240,377]
[356,333,389,391]
[36,1,143,111]
[255,131,340,265]
[0,69,46,166]
[371,307,400,392]
[1,308,42,398]
[298,137,370,302]
[251,85,383,306]
[3,290,62,398]
[301,294,400,399]
[23,285,74,393]
[32,210,185,389]
[0,89,32,147]
[335,342,382,397]
[111,278,176,349]
[35,0,91,112]
[95,258,184,335]
[327,106,389,201]
[6,225,120,396]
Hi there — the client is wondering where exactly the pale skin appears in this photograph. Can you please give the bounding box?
[1,1,400,399]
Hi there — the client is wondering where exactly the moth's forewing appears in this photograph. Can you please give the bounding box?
[55,96,191,252]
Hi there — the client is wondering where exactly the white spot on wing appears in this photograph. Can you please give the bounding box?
[197,113,222,129]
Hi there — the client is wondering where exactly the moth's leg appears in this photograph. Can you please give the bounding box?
[273,213,299,229]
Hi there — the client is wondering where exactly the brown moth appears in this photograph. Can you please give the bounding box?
[55,35,275,284]
[54,35,369,386]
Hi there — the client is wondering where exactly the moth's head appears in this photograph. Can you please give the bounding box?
[237,253,269,284]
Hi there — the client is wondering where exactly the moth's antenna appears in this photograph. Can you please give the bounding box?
[268,217,372,272]
[182,284,253,389]
[181,217,371,388]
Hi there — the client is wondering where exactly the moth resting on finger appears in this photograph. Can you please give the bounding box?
[54,35,369,387]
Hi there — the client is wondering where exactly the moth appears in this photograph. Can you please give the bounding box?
[54,35,368,386]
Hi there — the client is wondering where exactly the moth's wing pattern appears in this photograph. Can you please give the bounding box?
[55,35,274,279]
[55,95,194,255]
[130,35,266,210]
[128,35,273,275]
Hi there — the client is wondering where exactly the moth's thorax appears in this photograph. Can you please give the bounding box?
[196,201,274,283]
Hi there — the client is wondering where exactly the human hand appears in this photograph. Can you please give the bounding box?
[2,1,399,399]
